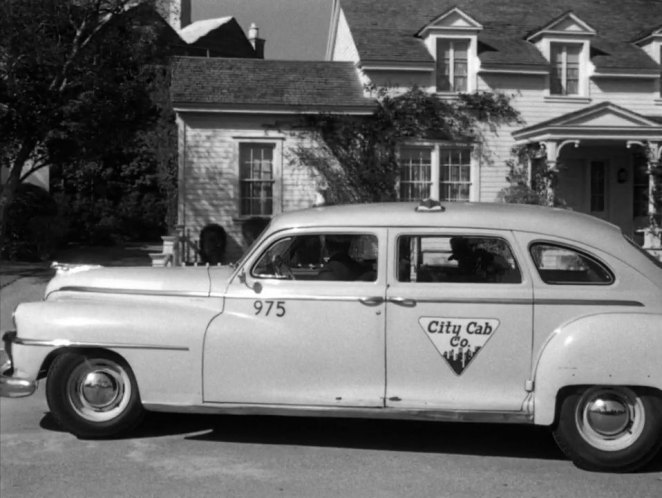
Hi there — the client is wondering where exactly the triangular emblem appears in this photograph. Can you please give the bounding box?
[418,317,500,375]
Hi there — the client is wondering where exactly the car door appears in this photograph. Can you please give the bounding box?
[203,227,388,407]
[385,228,534,412]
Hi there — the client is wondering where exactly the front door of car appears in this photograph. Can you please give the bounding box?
[203,228,387,407]
[384,228,534,412]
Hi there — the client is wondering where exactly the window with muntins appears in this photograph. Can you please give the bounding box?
[239,143,274,216]
[399,147,432,201]
[440,148,471,201]
[550,43,581,95]
[436,39,469,92]
[398,146,471,201]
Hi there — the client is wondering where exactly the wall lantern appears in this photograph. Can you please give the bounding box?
[617,168,628,183]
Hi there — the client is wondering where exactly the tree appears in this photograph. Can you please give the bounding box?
[291,87,522,204]
[0,0,176,246]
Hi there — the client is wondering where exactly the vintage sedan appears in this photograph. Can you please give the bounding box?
[2,201,661,472]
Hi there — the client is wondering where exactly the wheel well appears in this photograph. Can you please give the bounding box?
[38,347,128,380]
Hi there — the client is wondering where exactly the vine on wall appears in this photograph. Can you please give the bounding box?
[496,143,565,207]
[290,87,523,205]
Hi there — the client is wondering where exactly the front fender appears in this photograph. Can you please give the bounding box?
[532,312,662,425]
[12,296,223,406]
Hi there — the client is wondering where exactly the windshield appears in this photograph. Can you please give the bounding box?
[624,234,662,270]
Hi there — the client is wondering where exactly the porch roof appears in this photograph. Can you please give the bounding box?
[512,102,662,144]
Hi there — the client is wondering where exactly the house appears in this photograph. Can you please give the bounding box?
[171,0,662,262]
[170,57,375,261]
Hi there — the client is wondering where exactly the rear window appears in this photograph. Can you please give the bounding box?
[529,243,613,285]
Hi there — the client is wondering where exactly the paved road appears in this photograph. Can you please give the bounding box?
[2,276,662,497]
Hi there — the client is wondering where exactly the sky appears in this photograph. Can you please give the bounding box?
[193,0,333,60]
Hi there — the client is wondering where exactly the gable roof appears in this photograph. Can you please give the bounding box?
[171,57,376,113]
[338,0,661,71]
[512,102,662,143]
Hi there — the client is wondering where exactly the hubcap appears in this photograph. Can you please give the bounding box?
[576,387,645,452]
[67,359,131,422]
[81,371,119,409]
[585,394,629,437]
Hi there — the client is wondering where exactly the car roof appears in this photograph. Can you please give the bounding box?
[269,202,622,245]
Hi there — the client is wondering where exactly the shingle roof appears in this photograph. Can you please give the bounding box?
[171,57,376,111]
[340,0,661,71]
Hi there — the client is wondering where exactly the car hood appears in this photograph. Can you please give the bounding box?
[45,265,235,298]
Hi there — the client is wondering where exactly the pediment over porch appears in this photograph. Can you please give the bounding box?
[512,102,662,144]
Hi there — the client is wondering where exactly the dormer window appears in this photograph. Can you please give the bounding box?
[416,8,482,94]
[437,39,469,91]
[527,12,596,99]
[550,43,581,95]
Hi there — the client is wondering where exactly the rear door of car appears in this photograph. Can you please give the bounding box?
[384,228,534,412]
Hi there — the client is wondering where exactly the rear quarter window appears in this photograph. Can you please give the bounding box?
[529,243,614,285]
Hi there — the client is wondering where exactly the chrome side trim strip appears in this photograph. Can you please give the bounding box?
[57,286,210,298]
[143,403,533,424]
[414,298,533,305]
[224,294,371,302]
[13,337,189,351]
[396,298,644,307]
[534,299,644,307]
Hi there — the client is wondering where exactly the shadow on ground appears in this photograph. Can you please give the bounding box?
[42,409,658,471]
[38,402,662,471]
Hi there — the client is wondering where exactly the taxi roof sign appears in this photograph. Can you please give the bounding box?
[415,199,445,212]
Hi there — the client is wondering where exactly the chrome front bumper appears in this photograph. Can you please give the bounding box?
[1,330,37,398]
[0,364,37,398]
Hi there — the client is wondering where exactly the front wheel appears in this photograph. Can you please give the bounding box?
[553,386,662,472]
[46,351,144,438]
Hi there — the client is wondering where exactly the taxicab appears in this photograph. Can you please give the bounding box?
[2,201,661,472]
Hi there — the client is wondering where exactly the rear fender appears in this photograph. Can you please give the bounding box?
[532,313,662,425]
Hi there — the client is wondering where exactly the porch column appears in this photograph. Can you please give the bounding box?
[542,140,580,207]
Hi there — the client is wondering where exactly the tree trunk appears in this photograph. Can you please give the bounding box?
[0,141,36,247]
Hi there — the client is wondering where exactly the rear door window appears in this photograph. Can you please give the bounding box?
[397,235,521,283]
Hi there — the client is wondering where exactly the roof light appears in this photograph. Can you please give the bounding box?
[415,199,445,212]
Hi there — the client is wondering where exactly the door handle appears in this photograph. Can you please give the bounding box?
[388,297,417,307]
[359,296,385,306]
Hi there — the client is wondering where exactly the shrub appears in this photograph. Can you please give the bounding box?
[2,184,65,261]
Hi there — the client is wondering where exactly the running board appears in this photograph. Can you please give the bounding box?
[143,403,533,425]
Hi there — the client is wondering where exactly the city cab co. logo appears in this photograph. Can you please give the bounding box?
[418,317,500,375]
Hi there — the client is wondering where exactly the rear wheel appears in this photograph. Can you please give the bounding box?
[553,386,662,472]
[46,351,144,438]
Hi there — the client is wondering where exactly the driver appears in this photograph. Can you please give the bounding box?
[318,236,364,281]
